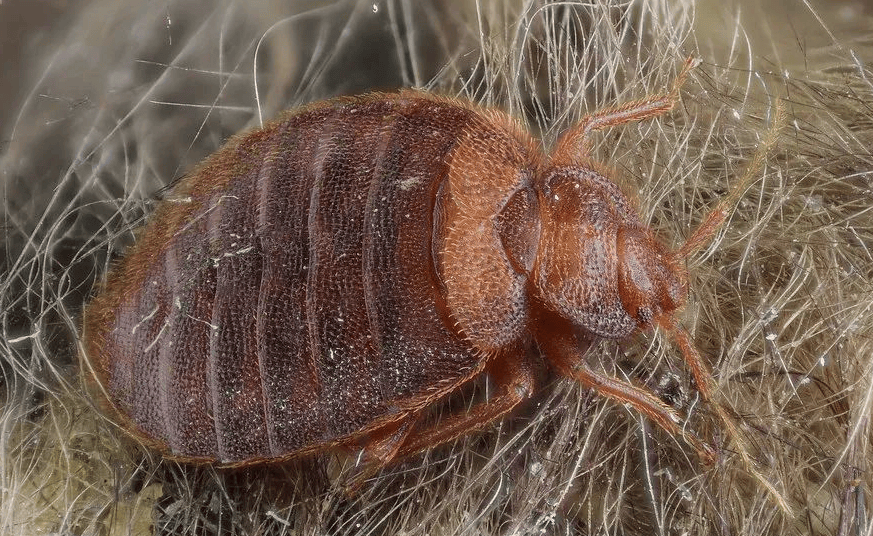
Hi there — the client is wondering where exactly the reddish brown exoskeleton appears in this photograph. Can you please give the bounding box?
[81,58,781,479]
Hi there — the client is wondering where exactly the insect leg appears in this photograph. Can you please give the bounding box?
[342,418,416,491]
[539,328,715,464]
[393,349,535,459]
[551,57,696,163]
[363,418,415,467]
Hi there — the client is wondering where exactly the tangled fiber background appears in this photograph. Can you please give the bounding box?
[1,0,871,534]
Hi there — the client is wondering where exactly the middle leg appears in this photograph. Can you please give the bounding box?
[394,348,536,460]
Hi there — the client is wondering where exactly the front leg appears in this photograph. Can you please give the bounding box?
[535,320,715,464]
[550,57,696,165]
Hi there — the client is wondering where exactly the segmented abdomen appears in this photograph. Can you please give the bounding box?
[83,94,484,463]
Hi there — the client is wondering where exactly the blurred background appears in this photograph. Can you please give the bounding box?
[1,0,872,534]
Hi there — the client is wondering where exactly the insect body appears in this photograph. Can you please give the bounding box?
[82,59,774,468]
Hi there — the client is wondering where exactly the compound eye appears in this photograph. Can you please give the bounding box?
[637,305,654,325]
[665,273,686,309]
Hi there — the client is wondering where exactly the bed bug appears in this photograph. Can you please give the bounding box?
[81,57,780,472]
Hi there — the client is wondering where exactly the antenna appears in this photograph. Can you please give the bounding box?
[677,99,785,260]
